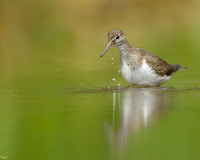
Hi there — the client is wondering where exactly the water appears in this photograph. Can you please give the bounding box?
[112,78,116,81]
[1,87,200,160]
[1,0,200,160]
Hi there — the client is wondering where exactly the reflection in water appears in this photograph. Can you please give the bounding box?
[104,88,170,157]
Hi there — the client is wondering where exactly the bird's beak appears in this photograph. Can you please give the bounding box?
[100,41,112,58]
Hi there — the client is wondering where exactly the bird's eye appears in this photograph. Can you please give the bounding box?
[116,36,119,39]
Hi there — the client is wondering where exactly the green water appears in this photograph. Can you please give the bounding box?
[1,0,200,160]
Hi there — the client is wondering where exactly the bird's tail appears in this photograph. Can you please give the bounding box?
[179,66,189,70]
[172,64,189,71]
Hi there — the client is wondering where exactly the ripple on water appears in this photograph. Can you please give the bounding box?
[67,86,200,93]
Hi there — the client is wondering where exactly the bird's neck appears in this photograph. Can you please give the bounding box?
[118,40,132,56]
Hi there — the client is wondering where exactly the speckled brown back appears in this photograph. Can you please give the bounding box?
[138,48,181,76]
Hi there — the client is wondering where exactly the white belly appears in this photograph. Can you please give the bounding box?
[120,59,170,86]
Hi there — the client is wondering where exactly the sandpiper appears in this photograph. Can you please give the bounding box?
[100,29,188,87]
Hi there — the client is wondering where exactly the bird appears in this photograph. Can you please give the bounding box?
[100,29,188,87]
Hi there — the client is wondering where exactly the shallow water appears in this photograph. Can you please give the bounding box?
[1,87,200,160]
[1,0,200,160]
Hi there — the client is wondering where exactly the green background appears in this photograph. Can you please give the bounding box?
[0,0,200,159]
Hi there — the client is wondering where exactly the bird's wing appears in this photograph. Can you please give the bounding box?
[141,50,177,76]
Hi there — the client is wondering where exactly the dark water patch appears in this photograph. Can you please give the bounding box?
[66,86,200,94]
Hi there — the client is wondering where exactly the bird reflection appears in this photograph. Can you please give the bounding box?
[104,88,170,154]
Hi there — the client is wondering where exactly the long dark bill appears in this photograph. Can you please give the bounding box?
[100,41,112,58]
